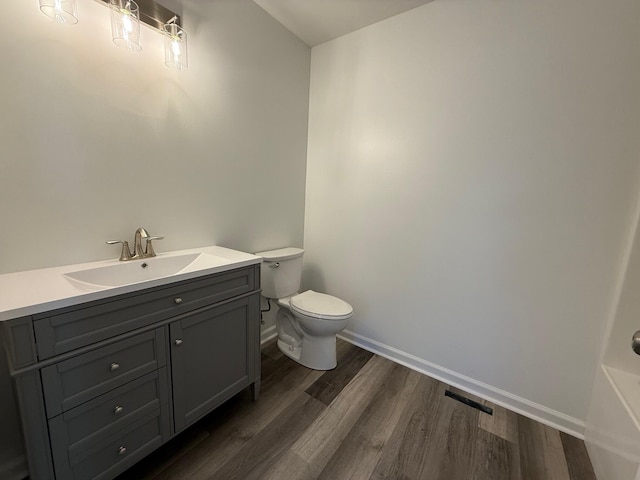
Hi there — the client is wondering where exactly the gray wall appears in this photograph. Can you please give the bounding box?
[0,0,310,475]
[303,0,640,431]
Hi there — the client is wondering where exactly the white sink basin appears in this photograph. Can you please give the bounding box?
[0,245,262,322]
[64,253,213,288]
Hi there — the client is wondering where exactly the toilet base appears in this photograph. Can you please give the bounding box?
[277,335,337,371]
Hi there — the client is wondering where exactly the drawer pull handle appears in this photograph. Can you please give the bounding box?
[114,405,124,415]
[110,363,120,372]
[175,339,183,346]
[174,297,183,304]
[118,446,127,456]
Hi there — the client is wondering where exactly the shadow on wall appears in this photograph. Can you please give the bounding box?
[302,263,326,294]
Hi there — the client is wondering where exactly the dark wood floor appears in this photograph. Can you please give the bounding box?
[118,339,597,480]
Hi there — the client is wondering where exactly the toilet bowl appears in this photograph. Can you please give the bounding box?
[275,290,352,370]
[254,247,353,370]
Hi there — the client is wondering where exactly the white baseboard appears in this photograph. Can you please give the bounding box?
[338,329,586,439]
[261,325,277,345]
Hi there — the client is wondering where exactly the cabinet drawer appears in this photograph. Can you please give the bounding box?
[34,266,256,359]
[51,407,170,480]
[42,329,166,418]
[48,369,168,451]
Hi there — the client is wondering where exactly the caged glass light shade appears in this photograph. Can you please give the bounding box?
[39,0,78,24]
[164,22,188,71]
[110,0,142,51]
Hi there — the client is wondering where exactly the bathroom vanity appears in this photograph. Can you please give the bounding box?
[0,247,262,480]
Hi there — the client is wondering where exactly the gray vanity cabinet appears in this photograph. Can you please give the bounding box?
[47,368,171,480]
[1,264,261,480]
[170,295,259,432]
[41,329,167,418]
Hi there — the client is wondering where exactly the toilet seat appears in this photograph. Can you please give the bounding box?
[290,290,353,321]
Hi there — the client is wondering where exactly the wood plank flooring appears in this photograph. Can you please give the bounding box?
[117,339,597,480]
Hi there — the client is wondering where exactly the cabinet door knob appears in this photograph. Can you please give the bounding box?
[174,339,183,346]
[174,297,183,304]
[114,405,124,415]
[110,363,120,372]
[118,446,127,456]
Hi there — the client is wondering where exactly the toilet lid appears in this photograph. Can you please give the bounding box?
[290,290,353,320]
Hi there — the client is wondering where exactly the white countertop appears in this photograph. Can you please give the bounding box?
[0,246,262,322]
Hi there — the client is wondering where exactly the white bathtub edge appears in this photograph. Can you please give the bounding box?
[585,365,640,479]
[603,365,640,433]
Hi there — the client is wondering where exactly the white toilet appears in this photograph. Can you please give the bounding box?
[255,247,353,370]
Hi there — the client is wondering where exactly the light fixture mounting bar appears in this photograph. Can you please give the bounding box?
[98,0,181,32]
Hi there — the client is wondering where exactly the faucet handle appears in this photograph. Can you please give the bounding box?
[144,236,164,257]
[106,240,133,261]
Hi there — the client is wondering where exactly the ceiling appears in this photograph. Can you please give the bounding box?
[252,0,434,47]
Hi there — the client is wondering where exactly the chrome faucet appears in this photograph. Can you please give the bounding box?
[133,227,149,258]
[107,227,164,261]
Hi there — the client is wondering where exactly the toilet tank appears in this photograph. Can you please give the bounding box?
[254,247,304,299]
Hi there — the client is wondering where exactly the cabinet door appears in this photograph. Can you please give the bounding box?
[170,296,257,432]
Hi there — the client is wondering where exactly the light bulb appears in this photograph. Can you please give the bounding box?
[121,11,133,41]
[110,0,141,51]
[164,21,188,71]
[122,13,133,33]
[40,0,78,24]
[171,39,182,57]
[54,0,65,23]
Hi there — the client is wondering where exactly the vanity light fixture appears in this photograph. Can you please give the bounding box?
[164,17,188,71]
[37,0,188,70]
[39,0,79,24]
[110,0,142,51]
